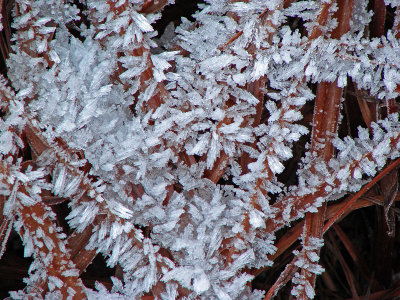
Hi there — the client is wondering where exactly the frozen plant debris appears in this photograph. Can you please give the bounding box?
[0,0,400,299]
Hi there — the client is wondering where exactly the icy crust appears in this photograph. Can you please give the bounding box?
[3,0,400,298]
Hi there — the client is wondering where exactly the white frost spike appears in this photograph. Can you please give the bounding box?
[53,166,66,196]
[63,175,82,198]
[48,50,60,64]
[267,155,284,174]
[16,85,33,100]
[0,131,14,154]
[306,251,320,263]
[353,168,362,179]
[193,272,210,294]
[188,133,210,155]
[14,171,29,183]
[36,39,48,53]
[215,288,232,300]
[23,229,34,257]
[228,249,255,274]
[132,11,153,33]
[160,283,179,300]
[283,110,302,122]
[295,279,314,299]
[17,192,36,206]
[61,269,79,277]
[249,209,265,229]
[109,201,133,219]
[49,275,64,289]
[4,181,19,215]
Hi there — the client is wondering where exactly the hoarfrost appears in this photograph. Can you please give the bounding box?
[2,0,400,298]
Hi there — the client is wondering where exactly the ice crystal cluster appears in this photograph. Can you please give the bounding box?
[1,0,400,299]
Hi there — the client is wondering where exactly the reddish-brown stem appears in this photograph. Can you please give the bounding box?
[332,224,377,286]
[67,213,106,274]
[300,79,342,295]
[263,258,299,300]
[240,78,266,174]
[308,2,334,40]
[0,216,12,260]
[370,0,386,38]
[298,0,354,294]
[327,231,359,298]
[139,0,169,14]
[354,84,376,130]
[394,7,400,39]
[204,152,230,183]
[17,199,86,298]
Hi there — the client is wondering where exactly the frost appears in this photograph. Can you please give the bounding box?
[249,209,265,229]
[267,155,284,174]
[193,272,210,294]
[2,0,400,298]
